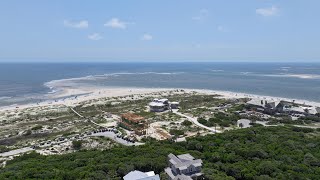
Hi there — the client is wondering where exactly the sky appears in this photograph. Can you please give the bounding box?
[0,0,319,62]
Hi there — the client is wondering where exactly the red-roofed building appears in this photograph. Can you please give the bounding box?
[119,113,147,135]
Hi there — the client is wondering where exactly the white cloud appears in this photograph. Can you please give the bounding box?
[88,33,103,40]
[141,34,153,41]
[64,20,88,29]
[192,9,209,21]
[104,18,130,29]
[256,6,279,17]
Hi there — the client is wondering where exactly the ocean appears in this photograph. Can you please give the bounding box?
[0,62,320,107]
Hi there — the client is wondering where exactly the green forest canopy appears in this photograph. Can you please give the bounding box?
[1,126,320,180]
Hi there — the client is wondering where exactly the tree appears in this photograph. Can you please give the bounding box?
[72,140,83,150]
[24,130,32,136]
[31,125,43,131]
[198,118,208,126]
[256,161,278,176]
[239,123,243,128]
[0,145,9,153]
[2,126,320,179]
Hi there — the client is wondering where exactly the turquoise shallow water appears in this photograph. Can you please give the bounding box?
[0,62,320,106]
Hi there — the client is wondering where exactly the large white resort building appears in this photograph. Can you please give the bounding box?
[149,99,179,112]
[246,98,320,116]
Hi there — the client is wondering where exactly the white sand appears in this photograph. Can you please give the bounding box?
[1,86,320,113]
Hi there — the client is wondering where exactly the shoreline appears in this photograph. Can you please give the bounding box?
[1,86,320,113]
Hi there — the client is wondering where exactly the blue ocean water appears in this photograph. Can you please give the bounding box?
[0,62,320,106]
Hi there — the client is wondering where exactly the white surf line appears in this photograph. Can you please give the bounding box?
[172,109,221,133]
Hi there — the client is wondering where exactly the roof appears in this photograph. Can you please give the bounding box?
[121,113,145,123]
[145,171,155,176]
[124,171,160,180]
[307,107,318,115]
[274,101,282,107]
[124,171,148,180]
[165,167,176,179]
[159,99,169,102]
[174,175,193,180]
[287,107,306,113]
[139,175,160,180]
[177,154,194,162]
[149,102,166,107]
[168,153,203,170]
[303,107,320,115]
[168,153,181,165]
[246,99,266,107]
[152,98,168,102]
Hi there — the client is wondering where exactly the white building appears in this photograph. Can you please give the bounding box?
[123,170,160,180]
[170,102,180,109]
[246,99,282,113]
[149,99,169,112]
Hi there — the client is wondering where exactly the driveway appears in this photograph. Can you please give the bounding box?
[172,109,221,133]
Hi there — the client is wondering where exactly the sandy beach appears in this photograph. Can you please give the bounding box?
[1,85,320,113]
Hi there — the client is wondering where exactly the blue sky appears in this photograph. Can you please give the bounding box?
[0,0,319,62]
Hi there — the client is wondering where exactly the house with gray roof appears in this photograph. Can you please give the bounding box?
[246,99,284,114]
[164,153,203,180]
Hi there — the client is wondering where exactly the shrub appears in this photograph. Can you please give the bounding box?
[182,120,192,126]
[72,140,83,150]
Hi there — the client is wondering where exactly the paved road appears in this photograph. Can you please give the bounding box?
[172,109,221,133]
[90,132,144,146]
[0,147,34,157]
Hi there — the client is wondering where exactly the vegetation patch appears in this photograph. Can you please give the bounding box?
[1,126,320,179]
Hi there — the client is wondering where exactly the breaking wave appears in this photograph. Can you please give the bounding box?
[0,96,11,100]
[249,73,320,79]
[211,69,224,72]
[44,71,185,92]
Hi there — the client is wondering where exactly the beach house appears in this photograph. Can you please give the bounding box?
[119,113,147,135]
[170,102,180,109]
[149,99,170,112]
[164,153,203,180]
[246,99,283,114]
